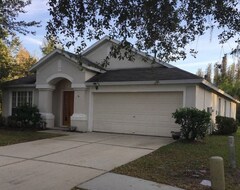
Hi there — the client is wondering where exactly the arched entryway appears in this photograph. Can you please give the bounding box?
[37,73,88,130]
[52,78,74,127]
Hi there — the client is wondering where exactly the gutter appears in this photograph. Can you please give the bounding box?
[85,79,203,86]
[85,79,239,103]
[201,79,239,103]
[3,84,36,88]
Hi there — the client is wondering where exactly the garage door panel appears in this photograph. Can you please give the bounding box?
[94,114,175,124]
[93,92,182,137]
[94,106,178,115]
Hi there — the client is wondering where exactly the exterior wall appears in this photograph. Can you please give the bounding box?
[36,55,86,87]
[231,102,237,119]
[2,87,38,117]
[195,85,236,120]
[71,88,89,131]
[84,41,160,69]
[35,54,91,129]
[185,86,196,107]
[85,70,96,81]
[196,86,212,110]
[2,89,10,117]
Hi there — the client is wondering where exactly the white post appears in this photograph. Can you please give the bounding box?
[37,87,55,128]
[70,87,88,131]
[228,136,236,169]
[210,156,225,190]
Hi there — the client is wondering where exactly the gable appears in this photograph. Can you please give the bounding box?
[83,40,163,70]
[36,54,95,85]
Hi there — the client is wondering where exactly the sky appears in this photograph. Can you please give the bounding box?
[17,0,239,75]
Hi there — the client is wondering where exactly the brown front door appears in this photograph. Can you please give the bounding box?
[62,91,74,126]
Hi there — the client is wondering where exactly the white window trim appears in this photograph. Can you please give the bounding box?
[230,102,232,117]
[224,100,227,117]
[218,98,221,116]
[10,90,34,115]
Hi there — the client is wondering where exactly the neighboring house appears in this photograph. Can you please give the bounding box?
[2,36,239,137]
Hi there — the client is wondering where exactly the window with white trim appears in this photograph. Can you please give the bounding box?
[12,91,33,114]
[218,98,221,115]
[230,102,232,117]
[224,100,227,116]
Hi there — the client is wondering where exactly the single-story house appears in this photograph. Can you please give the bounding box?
[2,36,239,137]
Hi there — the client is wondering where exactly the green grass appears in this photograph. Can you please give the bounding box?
[0,129,64,146]
[113,131,240,190]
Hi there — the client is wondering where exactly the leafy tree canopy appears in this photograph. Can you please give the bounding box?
[0,37,37,83]
[0,0,40,40]
[40,36,63,56]
[47,0,240,64]
[0,39,13,81]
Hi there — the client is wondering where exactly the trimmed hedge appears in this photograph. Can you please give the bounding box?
[172,108,211,141]
[215,116,238,135]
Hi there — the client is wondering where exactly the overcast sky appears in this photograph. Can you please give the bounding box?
[17,0,239,74]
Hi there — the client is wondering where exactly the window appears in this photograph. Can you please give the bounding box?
[230,102,232,117]
[224,100,227,116]
[12,91,33,114]
[218,98,221,115]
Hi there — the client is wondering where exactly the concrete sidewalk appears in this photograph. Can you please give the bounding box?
[78,173,184,190]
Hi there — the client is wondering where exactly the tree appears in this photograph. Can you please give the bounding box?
[40,37,63,56]
[205,64,212,83]
[0,0,40,40]
[0,40,37,82]
[214,63,220,86]
[13,46,37,78]
[196,64,212,82]
[0,40,13,82]
[221,54,228,79]
[196,68,204,78]
[47,0,240,64]
[0,39,37,114]
[227,63,236,83]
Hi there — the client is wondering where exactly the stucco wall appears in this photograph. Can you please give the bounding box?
[84,41,161,69]
[185,86,196,107]
[195,85,236,120]
[2,89,10,117]
[36,55,86,87]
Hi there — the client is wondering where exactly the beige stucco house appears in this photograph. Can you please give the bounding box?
[2,36,239,137]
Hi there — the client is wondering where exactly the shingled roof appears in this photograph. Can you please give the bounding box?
[3,75,36,87]
[86,67,202,83]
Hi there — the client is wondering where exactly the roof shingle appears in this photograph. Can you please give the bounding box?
[3,75,36,87]
[86,67,202,83]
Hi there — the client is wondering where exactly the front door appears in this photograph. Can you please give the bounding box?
[62,91,74,126]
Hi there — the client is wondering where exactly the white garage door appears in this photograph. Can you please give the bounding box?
[93,92,183,137]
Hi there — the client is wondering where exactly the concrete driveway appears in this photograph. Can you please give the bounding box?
[0,131,173,190]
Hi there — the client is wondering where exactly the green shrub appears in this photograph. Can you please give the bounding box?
[11,104,44,129]
[172,107,211,141]
[215,116,238,135]
[0,116,6,127]
[6,116,20,129]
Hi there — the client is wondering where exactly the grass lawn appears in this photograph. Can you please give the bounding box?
[0,129,64,146]
[113,131,240,190]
